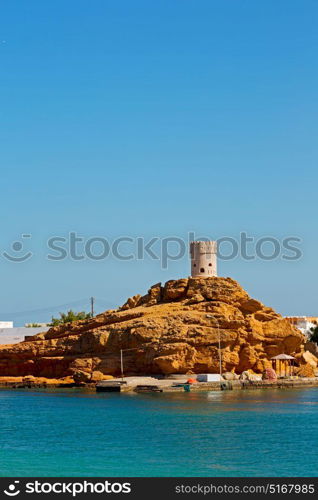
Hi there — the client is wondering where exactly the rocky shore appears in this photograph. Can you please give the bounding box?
[0,277,317,384]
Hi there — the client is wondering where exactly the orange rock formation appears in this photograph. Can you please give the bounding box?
[0,277,307,381]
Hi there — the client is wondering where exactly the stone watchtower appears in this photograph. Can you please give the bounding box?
[190,241,217,278]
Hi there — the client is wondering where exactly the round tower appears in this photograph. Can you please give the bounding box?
[190,241,217,278]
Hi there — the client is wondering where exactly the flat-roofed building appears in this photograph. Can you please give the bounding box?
[0,321,13,329]
[285,316,318,336]
[0,326,49,345]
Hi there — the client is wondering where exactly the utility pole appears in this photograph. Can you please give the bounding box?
[120,349,124,381]
[90,297,95,318]
[120,347,140,382]
[206,314,222,380]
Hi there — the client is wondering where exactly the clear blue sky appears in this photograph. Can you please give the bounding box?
[0,1,317,325]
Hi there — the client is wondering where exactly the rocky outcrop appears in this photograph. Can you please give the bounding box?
[0,277,308,379]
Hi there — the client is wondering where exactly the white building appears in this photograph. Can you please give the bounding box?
[0,321,13,329]
[285,316,318,337]
[0,326,49,345]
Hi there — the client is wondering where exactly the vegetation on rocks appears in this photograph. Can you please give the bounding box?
[50,310,91,326]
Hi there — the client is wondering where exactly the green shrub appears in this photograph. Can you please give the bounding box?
[50,310,91,326]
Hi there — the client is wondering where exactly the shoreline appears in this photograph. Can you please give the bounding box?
[1,376,318,392]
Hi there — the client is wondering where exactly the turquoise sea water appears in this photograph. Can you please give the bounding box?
[0,388,317,477]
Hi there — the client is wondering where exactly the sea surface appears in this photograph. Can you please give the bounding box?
[0,387,317,477]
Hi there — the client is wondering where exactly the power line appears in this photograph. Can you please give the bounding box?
[0,297,115,318]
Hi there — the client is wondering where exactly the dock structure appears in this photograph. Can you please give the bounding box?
[95,376,318,394]
[96,376,170,393]
[1,375,318,392]
[96,380,129,393]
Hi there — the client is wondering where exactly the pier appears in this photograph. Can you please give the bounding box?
[95,376,318,393]
[1,375,318,392]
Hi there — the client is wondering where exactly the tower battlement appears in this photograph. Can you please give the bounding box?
[190,241,217,278]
